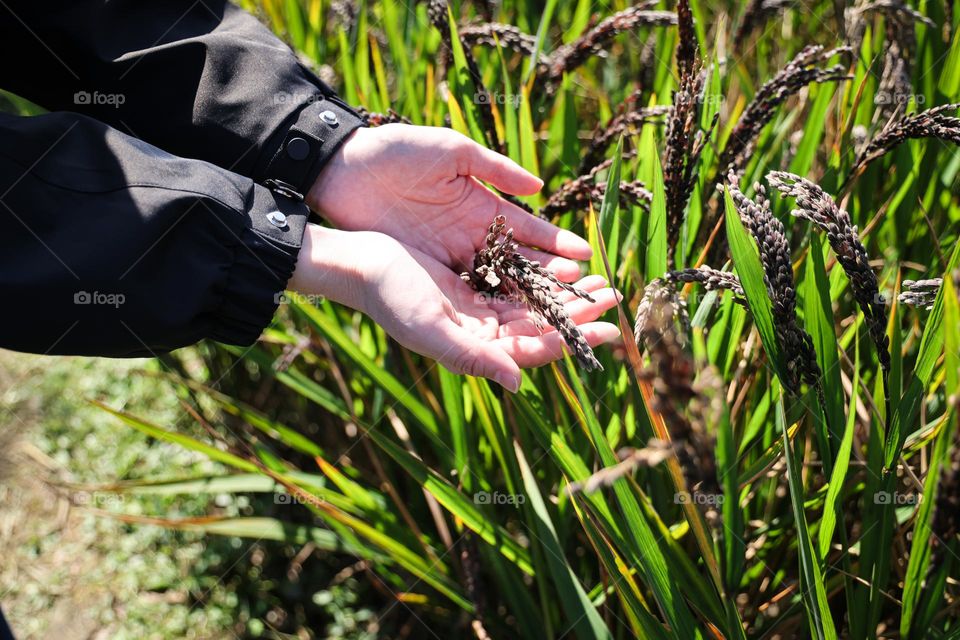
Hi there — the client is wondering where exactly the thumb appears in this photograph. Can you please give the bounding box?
[461,138,543,196]
[435,319,522,393]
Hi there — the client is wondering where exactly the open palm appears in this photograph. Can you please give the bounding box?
[355,234,619,390]
[307,123,592,281]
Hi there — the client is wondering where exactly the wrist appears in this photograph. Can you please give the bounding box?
[288,225,367,310]
[305,126,366,218]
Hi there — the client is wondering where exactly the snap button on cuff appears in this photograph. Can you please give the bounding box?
[266,211,288,228]
[286,137,311,160]
[319,110,339,127]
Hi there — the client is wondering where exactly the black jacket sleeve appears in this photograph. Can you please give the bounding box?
[0,1,369,357]
[0,0,365,199]
[0,111,309,357]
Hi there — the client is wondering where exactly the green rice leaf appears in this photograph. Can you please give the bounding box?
[514,441,613,640]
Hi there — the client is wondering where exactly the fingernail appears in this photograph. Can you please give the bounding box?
[495,372,521,393]
[603,325,622,341]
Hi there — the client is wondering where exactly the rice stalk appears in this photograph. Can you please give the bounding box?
[462,215,602,371]
[718,45,852,177]
[929,426,960,572]
[853,103,960,172]
[767,172,891,374]
[428,0,501,151]
[725,176,821,394]
[459,534,492,640]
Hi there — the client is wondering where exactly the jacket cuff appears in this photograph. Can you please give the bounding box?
[255,95,366,198]
[210,185,309,346]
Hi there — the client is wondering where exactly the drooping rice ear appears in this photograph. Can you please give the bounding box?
[565,440,675,495]
[634,279,722,522]
[767,171,891,373]
[717,45,852,178]
[666,267,746,304]
[847,2,935,125]
[674,0,697,79]
[427,0,501,152]
[725,175,822,394]
[663,0,716,263]
[734,0,796,46]
[458,23,540,58]
[538,4,678,93]
[580,106,672,173]
[541,151,649,218]
[853,103,960,172]
[330,0,359,32]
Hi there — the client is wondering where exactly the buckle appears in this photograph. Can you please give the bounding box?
[264,178,304,202]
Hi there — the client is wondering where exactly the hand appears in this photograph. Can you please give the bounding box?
[288,226,620,391]
[307,123,590,282]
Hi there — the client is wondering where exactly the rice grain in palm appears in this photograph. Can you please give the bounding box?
[463,216,602,371]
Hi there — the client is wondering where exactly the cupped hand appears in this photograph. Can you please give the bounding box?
[307,124,591,281]
[288,226,620,391]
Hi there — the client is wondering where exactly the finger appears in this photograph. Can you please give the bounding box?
[498,201,593,261]
[514,247,581,282]
[497,288,620,335]
[496,322,621,369]
[463,139,543,195]
[433,318,522,392]
[558,288,622,324]
[492,276,609,319]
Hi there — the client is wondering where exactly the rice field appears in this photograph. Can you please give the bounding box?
[83,0,960,637]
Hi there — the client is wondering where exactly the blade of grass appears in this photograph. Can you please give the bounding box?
[776,388,838,640]
[901,276,960,635]
[724,185,790,384]
[514,441,614,640]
